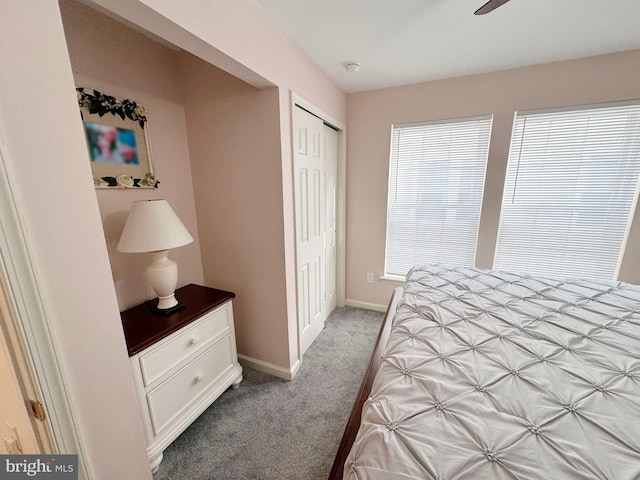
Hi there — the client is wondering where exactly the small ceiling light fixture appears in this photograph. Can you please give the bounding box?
[344,62,361,73]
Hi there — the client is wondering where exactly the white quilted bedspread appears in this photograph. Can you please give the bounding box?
[345,265,640,479]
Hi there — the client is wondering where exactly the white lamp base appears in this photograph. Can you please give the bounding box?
[146,250,182,314]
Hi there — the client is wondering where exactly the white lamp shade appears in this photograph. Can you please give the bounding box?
[117,199,194,253]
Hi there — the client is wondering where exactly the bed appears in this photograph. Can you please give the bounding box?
[329,264,640,479]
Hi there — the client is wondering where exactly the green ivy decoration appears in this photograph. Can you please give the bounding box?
[77,87,147,129]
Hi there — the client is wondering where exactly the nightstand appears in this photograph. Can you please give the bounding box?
[120,284,243,473]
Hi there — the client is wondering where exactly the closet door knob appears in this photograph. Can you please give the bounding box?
[194,372,204,384]
[189,335,200,346]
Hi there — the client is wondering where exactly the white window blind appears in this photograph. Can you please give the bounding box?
[385,116,492,277]
[494,102,640,280]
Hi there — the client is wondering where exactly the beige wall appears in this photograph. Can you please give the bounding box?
[0,1,151,477]
[87,0,348,372]
[60,2,292,369]
[179,54,290,368]
[60,1,204,311]
[133,0,347,119]
[346,50,640,307]
[61,0,299,369]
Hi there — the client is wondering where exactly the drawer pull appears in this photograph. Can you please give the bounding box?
[194,372,205,384]
[189,335,200,346]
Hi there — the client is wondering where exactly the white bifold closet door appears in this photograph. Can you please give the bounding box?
[294,106,337,355]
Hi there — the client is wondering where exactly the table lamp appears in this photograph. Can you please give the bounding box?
[118,199,194,315]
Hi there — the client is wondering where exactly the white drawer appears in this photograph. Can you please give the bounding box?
[139,303,232,387]
[146,336,235,436]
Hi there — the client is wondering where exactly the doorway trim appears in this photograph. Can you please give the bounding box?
[0,144,91,478]
[291,92,346,367]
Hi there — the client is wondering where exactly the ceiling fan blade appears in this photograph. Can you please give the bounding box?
[474,0,511,15]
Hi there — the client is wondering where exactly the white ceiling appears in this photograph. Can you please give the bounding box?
[254,0,640,93]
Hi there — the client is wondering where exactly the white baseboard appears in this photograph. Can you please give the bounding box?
[237,354,301,381]
[345,299,387,312]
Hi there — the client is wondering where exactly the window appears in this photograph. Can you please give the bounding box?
[494,102,640,280]
[384,116,492,277]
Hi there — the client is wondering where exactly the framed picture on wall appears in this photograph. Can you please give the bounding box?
[77,88,159,188]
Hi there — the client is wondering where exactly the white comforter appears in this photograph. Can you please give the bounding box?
[345,265,640,479]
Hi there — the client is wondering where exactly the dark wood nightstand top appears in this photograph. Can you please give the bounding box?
[120,284,235,356]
